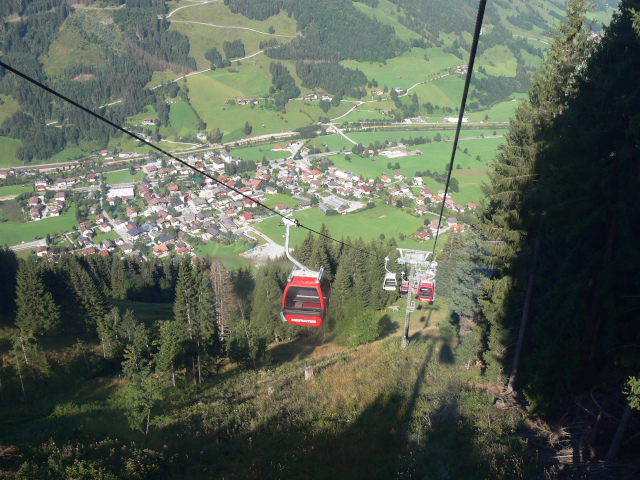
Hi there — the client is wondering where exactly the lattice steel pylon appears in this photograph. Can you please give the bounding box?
[396,249,436,348]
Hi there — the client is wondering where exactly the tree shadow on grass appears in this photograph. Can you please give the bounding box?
[269,332,337,365]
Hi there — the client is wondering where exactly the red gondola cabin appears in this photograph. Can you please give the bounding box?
[400,281,409,294]
[281,268,330,327]
[416,279,435,303]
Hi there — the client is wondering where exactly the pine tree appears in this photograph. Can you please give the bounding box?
[174,260,197,339]
[192,266,219,383]
[155,320,187,387]
[250,275,288,343]
[122,322,150,381]
[15,260,60,337]
[110,256,127,299]
[0,247,19,324]
[209,259,236,339]
[478,0,596,387]
[96,307,122,359]
[295,231,316,266]
[10,334,50,397]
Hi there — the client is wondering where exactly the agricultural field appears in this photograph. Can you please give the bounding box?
[193,240,254,270]
[409,75,466,110]
[306,134,353,152]
[104,169,145,185]
[260,193,300,210]
[0,184,33,198]
[0,205,77,246]
[181,67,351,142]
[48,147,87,163]
[327,136,493,181]
[451,170,489,205]
[228,143,292,163]
[166,99,200,138]
[343,49,461,91]
[0,137,23,167]
[255,204,429,250]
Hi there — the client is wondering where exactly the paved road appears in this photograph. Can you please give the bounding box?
[328,122,357,145]
[9,238,46,251]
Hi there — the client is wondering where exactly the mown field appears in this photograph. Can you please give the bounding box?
[0,184,33,197]
[193,240,253,270]
[260,193,300,209]
[0,205,77,246]
[0,137,23,168]
[343,49,461,91]
[327,137,491,181]
[256,204,431,250]
[104,169,145,185]
[229,143,293,162]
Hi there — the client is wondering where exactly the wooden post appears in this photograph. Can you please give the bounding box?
[304,366,314,380]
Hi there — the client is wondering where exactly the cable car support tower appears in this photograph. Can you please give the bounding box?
[396,249,436,348]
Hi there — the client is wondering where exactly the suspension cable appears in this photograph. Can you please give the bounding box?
[0,59,379,260]
[431,0,487,259]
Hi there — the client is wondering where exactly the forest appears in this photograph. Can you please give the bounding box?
[0,0,196,162]
[224,0,407,62]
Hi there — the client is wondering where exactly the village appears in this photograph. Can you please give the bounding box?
[2,140,477,262]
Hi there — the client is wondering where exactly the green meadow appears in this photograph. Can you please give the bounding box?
[260,193,300,209]
[167,99,200,137]
[343,49,462,91]
[352,0,421,42]
[0,205,77,246]
[171,22,273,70]
[229,143,292,162]
[451,170,489,205]
[0,184,34,197]
[0,137,23,167]
[0,94,20,125]
[256,204,429,250]
[193,240,253,270]
[104,170,145,185]
[171,1,297,37]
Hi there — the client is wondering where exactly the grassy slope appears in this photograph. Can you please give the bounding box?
[0,315,540,479]
[171,1,298,37]
[352,0,421,43]
[0,137,23,168]
[0,94,20,124]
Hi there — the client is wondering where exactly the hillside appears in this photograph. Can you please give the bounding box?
[0,0,617,165]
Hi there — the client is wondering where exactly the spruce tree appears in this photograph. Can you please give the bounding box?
[15,261,60,337]
[174,260,197,339]
[155,320,187,387]
[209,259,236,339]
